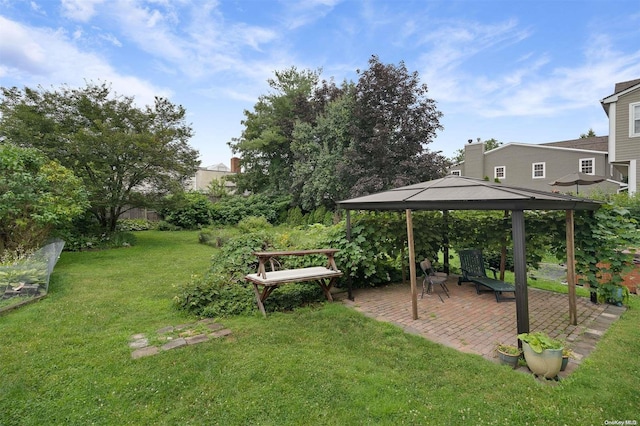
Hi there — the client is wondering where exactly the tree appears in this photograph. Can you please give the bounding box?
[0,144,88,254]
[0,83,199,231]
[342,55,447,196]
[291,85,355,210]
[580,128,597,138]
[229,68,329,195]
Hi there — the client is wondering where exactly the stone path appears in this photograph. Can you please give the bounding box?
[129,318,232,359]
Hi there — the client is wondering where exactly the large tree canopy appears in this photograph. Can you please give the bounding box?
[342,55,446,196]
[228,67,338,195]
[0,83,199,230]
[0,144,88,253]
[229,56,448,210]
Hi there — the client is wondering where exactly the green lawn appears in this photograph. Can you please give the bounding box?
[1,231,638,425]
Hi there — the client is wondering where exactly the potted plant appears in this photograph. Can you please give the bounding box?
[496,343,521,368]
[561,348,574,372]
[517,331,564,379]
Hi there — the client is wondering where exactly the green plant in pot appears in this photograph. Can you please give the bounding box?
[517,331,564,379]
[561,348,574,372]
[496,343,521,368]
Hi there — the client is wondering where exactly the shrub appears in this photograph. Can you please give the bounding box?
[161,192,213,229]
[116,219,155,231]
[237,216,273,233]
[156,221,181,232]
[211,194,291,226]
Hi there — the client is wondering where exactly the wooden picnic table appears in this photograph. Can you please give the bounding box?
[245,249,343,317]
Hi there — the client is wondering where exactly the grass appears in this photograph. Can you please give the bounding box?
[1,230,639,425]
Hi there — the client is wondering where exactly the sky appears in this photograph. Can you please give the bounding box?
[1,0,639,169]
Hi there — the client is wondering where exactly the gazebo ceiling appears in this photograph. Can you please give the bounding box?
[337,175,602,211]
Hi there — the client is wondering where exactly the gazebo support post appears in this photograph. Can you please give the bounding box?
[566,209,577,325]
[443,210,450,274]
[512,209,530,339]
[406,209,419,320]
[346,210,354,301]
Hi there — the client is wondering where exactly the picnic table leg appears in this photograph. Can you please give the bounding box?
[316,278,336,302]
[252,283,267,317]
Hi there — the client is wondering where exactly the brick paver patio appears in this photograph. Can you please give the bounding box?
[341,277,625,376]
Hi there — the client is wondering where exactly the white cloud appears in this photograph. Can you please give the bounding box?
[0,16,50,76]
[0,16,166,106]
[411,16,640,120]
[279,0,342,30]
[61,0,105,22]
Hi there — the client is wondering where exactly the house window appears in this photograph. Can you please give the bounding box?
[631,102,640,137]
[532,162,545,179]
[494,166,506,180]
[450,170,461,176]
[579,158,595,175]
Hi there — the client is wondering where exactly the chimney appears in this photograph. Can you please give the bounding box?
[230,157,241,173]
[464,140,485,179]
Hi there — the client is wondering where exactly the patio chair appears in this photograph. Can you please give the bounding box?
[419,258,449,302]
[457,249,515,302]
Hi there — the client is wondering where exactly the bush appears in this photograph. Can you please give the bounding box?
[211,194,291,226]
[116,219,156,231]
[57,230,136,251]
[156,221,181,232]
[161,192,214,229]
[237,216,272,232]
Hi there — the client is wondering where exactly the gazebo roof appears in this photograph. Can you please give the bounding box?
[338,175,601,211]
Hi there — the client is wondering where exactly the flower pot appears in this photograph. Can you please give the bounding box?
[521,342,563,379]
[560,356,569,371]
[497,348,521,368]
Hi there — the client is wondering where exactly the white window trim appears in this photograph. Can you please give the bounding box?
[579,158,595,175]
[494,166,506,180]
[532,162,545,179]
[630,102,640,138]
[450,170,461,176]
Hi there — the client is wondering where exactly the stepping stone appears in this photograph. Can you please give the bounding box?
[131,333,146,340]
[157,326,174,334]
[174,323,194,331]
[206,323,224,332]
[162,338,187,351]
[185,334,209,345]
[132,346,160,359]
[129,338,149,349]
[210,329,232,338]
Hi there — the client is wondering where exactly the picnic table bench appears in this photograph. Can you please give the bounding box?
[244,249,343,317]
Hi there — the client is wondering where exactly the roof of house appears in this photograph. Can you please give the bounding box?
[600,78,640,114]
[538,135,608,152]
[614,78,640,94]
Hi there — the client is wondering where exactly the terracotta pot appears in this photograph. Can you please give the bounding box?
[522,342,563,378]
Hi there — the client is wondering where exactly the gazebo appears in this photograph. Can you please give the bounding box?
[337,175,601,336]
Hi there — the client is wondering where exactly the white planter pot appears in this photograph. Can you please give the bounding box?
[522,342,563,379]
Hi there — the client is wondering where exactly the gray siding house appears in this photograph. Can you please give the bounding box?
[601,78,640,194]
[451,79,640,195]
[450,137,622,194]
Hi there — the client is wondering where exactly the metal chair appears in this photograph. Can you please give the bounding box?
[419,259,450,302]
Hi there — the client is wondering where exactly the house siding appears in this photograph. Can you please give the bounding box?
[483,145,611,191]
[615,87,640,161]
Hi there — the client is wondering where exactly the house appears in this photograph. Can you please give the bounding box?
[600,78,640,194]
[450,136,624,195]
[188,157,240,193]
[451,79,640,195]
